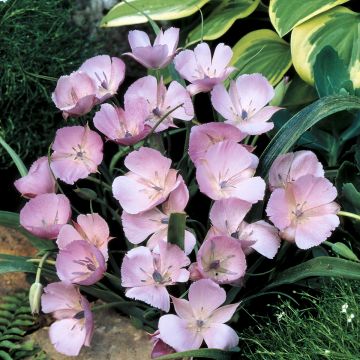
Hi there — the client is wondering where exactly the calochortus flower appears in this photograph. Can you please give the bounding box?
[125,28,179,69]
[19,193,71,239]
[50,125,103,185]
[197,236,246,284]
[122,176,195,255]
[56,240,106,285]
[124,75,194,132]
[195,140,265,203]
[266,174,340,249]
[158,279,239,351]
[52,71,97,119]
[174,42,235,95]
[211,74,281,135]
[14,156,56,198]
[41,282,94,356]
[113,147,180,214]
[79,55,125,102]
[121,241,190,312]
[57,213,112,260]
[268,150,324,191]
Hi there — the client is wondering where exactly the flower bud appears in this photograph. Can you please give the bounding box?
[74,187,97,201]
[29,282,43,315]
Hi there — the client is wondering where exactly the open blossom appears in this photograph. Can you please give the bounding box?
[211,74,281,135]
[79,55,125,102]
[124,75,194,132]
[197,236,246,284]
[19,193,71,239]
[266,175,340,249]
[158,279,239,351]
[268,150,324,191]
[112,147,180,214]
[196,140,265,203]
[188,122,246,165]
[50,125,103,185]
[209,199,280,259]
[174,42,235,95]
[57,213,112,260]
[121,242,190,312]
[56,240,106,285]
[122,176,195,255]
[124,28,179,69]
[14,156,56,198]
[41,282,94,356]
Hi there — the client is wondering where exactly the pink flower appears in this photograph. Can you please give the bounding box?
[268,150,324,191]
[112,147,180,214]
[266,175,340,249]
[121,242,190,312]
[57,213,112,261]
[174,43,235,95]
[50,125,103,185]
[41,282,94,356]
[56,240,106,285]
[19,193,71,239]
[208,199,280,259]
[211,74,281,135]
[158,279,239,351]
[197,236,246,284]
[93,101,150,145]
[150,331,176,359]
[122,176,195,255]
[124,75,194,132]
[195,140,265,203]
[14,156,56,198]
[125,28,179,69]
[79,55,125,102]
[188,122,246,165]
[52,71,97,119]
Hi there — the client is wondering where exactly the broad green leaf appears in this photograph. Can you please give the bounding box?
[231,29,291,85]
[266,256,360,290]
[101,0,209,27]
[0,254,36,274]
[157,347,239,360]
[167,213,186,251]
[0,135,27,177]
[186,0,259,45]
[291,6,360,88]
[269,0,349,37]
[257,95,360,178]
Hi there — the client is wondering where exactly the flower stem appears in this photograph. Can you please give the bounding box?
[338,211,360,222]
[27,258,56,266]
[86,176,112,191]
[35,252,50,283]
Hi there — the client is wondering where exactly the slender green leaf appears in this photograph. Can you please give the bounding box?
[0,135,27,177]
[330,242,359,262]
[167,213,186,251]
[0,254,36,274]
[157,347,239,360]
[0,350,12,360]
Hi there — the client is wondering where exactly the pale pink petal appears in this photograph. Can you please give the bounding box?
[155,27,179,53]
[208,303,239,324]
[128,45,169,69]
[233,117,274,136]
[128,30,151,48]
[126,285,170,312]
[202,323,239,350]
[211,43,233,73]
[194,43,212,73]
[266,188,293,230]
[211,84,238,122]
[174,50,198,83]
[171,297,194,320]
[57,224,82,249]
[162,175,189,214]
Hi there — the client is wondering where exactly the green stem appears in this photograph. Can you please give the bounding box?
[93,198,121,224]
[28,258,56,266]
[338,211,360,222]
[86,176,112,191]
[35,252,50,283]
[250,135,259,147]
[91,301,131,312]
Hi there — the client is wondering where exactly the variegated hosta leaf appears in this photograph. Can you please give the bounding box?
[269,0,349,37]
[291,6,360,88]
[101,0,209,27]
[230,29,292,85]
[186,0,260,46]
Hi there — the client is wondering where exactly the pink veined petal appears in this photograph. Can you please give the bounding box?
[266,188,294,230]
[159,315,203,352]
[163,175,189,214]
[208,303,240,324]
[109,57,126,95]
[171,296,194,320]
[202,323,239,350]
[226,177,266,204]
[57,224,82,250]
[129,45,169,69]
[52,126,85,153]
[211,84,237,122]
[193,42,212,74]
[126,285,170,312]
[128,30,151,49]
[155,27,179,53]
[210,43,233,73]
[249,105,281,124]
[173,50,198,83]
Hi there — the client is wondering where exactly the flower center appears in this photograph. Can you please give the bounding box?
[152,107,162,117]
[152,270,164,283]
[209,260,220,270]
[73,311,85,320]
[161,217,169,224]
[196,319,205,328]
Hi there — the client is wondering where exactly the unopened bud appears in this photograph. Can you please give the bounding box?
[330,242,359,262]
[29,282,43,315]
[74,187,97,201]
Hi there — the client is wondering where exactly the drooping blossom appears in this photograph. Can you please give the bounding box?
[124,28,179,69]
[52,71,97,119]
[41,282,94,356]
[122,176,195,255]
[266,174,340,249]
[268,150,324,191]
[211,74,281,135]
[56,240,106,285]
[158,279,239,351]
[50,125,103,185]
[113,147,180,214]
[14,156,56,198]
[174,42,235,95]
[79,55,125,102]
[93,100,150,146]
[208,199,280,259]
[19,193,71,239]
[188,122,246,165]
[57,213,112,260]
[124,75,194,132]
[195,140,265,203]
[121,241,190,312]
[150,330,176,359]
[197,236,246,284]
